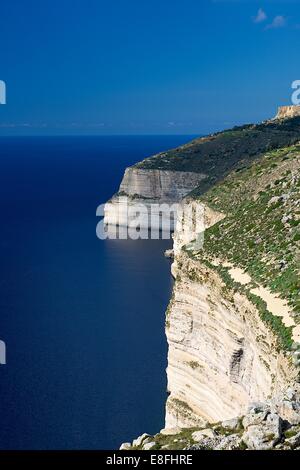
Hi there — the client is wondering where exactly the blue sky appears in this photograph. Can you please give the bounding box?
[0,0,299,135]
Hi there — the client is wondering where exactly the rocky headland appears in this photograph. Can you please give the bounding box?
[105,106,300,450]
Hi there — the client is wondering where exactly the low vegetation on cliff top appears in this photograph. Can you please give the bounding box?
[187,143,300,349]
[137,114,300,349]
[135,117,300,196]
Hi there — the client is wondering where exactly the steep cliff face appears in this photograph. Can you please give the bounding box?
[166,250,297,429]
[171,199,224,275]
[104,109,300,229]
[122,385,300,450]
[108,109,300,451]
[165,141,300,429]
[104,168,205,229]
[119,168,205,200]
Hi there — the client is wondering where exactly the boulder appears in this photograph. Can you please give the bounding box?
[243,413,282,450]
[119,442,132,450]
[285,432,300,450]
[188,437,222,450]
[132,433,150,447]
[215,435,243,450]
[192,428,216,441]
[143,441,156,450]
[160,427,182,436]
[164,249,174,259]
[277,401,300,425]
[243,403,270,428]
[221,418,240,430]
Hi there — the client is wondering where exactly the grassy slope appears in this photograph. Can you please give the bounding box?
[137,115,300,349]
[199,145,300,312]
[135,117,300,197]
[136,116,300,321]
[185,144,299,350]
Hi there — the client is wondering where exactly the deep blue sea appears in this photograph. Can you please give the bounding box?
[0,135,193,450]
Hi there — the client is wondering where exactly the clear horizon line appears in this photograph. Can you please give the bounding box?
[0,132,201,138]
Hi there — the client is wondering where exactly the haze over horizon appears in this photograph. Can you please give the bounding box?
[0,0,300,135]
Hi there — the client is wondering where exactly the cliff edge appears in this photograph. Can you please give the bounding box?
[105,107,300,451]
[275,105,300,120]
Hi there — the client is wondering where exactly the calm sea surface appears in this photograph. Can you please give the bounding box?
[0,135,193,449]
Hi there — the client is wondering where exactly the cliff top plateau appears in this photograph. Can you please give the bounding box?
[134,106,300,198]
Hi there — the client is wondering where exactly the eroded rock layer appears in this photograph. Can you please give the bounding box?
[165,250,297,428]
[104,168,205,229]
[109,109,300,451]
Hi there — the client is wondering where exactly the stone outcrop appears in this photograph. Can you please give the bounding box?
[274,105,300,120]
[119,168,205,201]
[165,249,297,429]
[110,109,300,451]
[171,199,224,276]
[104,168,205,229]
[122,385,300,451]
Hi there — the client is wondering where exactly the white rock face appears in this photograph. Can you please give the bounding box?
[165,196,298,429]
[143,441,156,450]
[104,195,175,232]
[275,105,300,120]
[243,412,282,450]
[171,199,224,276]
[119,442,131,450]
[160,427,182,436]
[132,433,150,447]
[221,418,240,430]
[119,168,206,200]
[192,429,216,441]
[165,249,298,429]
[108,163,300,449]
[126,387,300,450]
[104,168,205,230]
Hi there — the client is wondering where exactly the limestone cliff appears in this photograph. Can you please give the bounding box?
[104,168,205,229]
[171,199,224,275]
[164,137,300,434]
[121,386,300,450]
[118,167,205,200]
[165,250,297,429]
[106,107,300,451]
